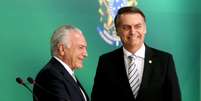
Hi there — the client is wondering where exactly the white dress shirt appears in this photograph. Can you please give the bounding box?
[123,44,145,86]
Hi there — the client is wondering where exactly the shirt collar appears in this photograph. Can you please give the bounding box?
[123,44,145,59]
[53,56,74,76]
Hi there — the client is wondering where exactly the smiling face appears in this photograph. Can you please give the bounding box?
[58,30,88,70]
[116,13,147,53]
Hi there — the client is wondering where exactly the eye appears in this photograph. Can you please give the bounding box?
[79,45,86,50]
[79,46,84,49]
[119,25,131,31]
[134,24,143,29]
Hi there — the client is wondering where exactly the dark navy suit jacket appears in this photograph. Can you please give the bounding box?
[91,45,181,101]
[33,57,89,101]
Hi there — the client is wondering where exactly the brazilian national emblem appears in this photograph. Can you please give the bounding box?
[97,0,138,46]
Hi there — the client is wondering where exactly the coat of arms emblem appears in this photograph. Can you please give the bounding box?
[97,0,138,46]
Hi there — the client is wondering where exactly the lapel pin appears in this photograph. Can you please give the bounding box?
[149,60,152,64]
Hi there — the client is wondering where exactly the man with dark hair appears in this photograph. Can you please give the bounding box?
[91,6,181,101]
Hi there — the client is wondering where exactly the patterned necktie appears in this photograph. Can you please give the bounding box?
[128,55,140,98]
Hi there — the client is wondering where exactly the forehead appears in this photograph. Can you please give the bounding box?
[71,31,87,45]
[118,13,145,24]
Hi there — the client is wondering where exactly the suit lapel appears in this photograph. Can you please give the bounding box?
[137,45,154,100]
[115,48,136,99]
[62,69,86,101]
[51,58,86,101]
[76,79,89,101]
[114,46,155,100]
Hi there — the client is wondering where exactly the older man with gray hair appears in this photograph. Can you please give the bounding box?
[33,25,89,101]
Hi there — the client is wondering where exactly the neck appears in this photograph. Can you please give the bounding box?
[124,44,143,54]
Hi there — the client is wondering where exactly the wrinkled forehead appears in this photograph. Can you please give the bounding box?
[71,31,87,45]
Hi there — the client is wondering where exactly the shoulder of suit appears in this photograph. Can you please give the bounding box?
[148,46,172,57]
[35,58,64,80]
[100,47,123,58]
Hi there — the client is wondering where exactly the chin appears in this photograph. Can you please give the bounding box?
[129,42,139,46]
[77,65,83,69]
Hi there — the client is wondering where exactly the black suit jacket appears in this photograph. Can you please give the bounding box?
[91,45,181,101]
[33,57,89,101]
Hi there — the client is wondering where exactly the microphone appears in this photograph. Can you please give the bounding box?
[27,77,35,84]
[16,77,39,101]
[27,77,70,101]
[16,77,32,93]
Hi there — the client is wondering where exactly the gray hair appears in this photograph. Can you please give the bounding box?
[50,25,82,56]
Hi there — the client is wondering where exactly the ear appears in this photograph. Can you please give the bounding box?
[58,44,65,56]
[143,23,147,34]
[117,32,120,37]
[116,28,120,36]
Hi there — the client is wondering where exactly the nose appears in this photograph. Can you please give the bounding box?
[84,52,88,57]
[83,48,88,57]
[130,26,136,35]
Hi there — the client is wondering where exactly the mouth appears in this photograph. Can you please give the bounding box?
[78,57,84,62]
[129,35,138,40]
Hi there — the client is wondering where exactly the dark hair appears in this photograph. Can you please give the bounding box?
[114,6,146,28]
